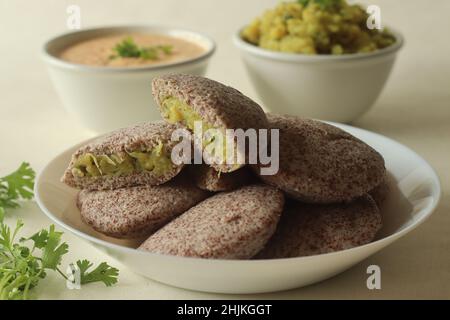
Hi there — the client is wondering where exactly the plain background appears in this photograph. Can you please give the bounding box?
[0,0,449,299]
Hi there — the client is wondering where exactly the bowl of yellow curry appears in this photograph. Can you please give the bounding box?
[42,25,216,133]
[234,0,403,123]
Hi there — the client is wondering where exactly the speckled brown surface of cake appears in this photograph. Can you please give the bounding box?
[369,174,390,208]
[62,121,184,190]
[254,114,386,203]
[188,164,254,192]
[77,176,210,239]
[139,184,284,259]
[256,194,382,259]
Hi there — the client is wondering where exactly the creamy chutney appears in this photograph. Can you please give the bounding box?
[59,33,206,67]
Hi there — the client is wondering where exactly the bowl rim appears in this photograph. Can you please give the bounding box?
[41,24,216,73]
[233,26,404,63]
[34,121,441,265]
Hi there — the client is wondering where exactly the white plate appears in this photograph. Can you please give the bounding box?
[35,122,441,294]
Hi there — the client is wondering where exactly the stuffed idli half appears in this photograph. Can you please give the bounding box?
[257,195,382,259]
[139,184,284,259]
[77,175,210,239]
[62,121,183,191]
[152,74,269,173]
[255,114,386,203]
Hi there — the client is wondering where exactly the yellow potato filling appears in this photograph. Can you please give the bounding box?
[161,96,210,132]
[241,0,396,55]
[72,142,173,178]
[161,97,238,167]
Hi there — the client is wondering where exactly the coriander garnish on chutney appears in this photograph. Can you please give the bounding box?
[110,37,173,60]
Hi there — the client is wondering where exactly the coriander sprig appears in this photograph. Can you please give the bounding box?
[110,37,173,60]
[0,162,34,210]
[0,163,119,300]
[75,259,119,287]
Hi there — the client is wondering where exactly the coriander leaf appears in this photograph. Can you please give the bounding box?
[11,219,24,243]
[76,259,119,287]
[0,221,12,250]
[113,37,141,58]
[0,219,40,300]
[158,45,173,55]
[0,222,69,300]
[41,225,68,270]
[111,37,173,60]
[140,47,158,60]
[0,162,35,210]
[28,229,49,249]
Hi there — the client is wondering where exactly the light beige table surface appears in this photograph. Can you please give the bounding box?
[1,0,449,299]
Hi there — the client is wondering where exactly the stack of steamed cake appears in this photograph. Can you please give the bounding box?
[62,74,387,259]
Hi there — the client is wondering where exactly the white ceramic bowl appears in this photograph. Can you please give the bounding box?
[42,25,215,133]
[233,29,404,123]
[35,122,440,294]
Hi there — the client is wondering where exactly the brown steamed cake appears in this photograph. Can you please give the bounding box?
[256,194,382,259]
[77,175,210,239]
[139,184,284,259]
[188,164,254,192]
[369,174,390,207]
[255,114,386,203]
[62,121,183,191]
[152,74,269,172]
